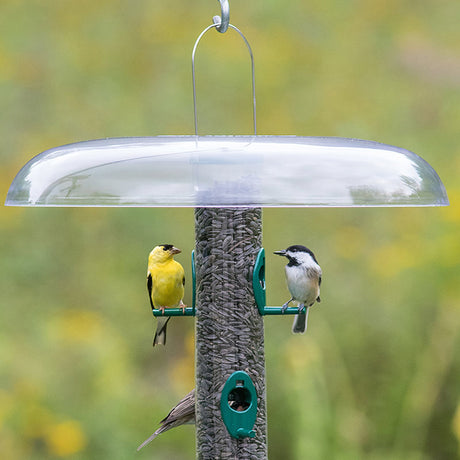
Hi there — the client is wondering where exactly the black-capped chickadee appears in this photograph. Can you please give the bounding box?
[274,245,322,333]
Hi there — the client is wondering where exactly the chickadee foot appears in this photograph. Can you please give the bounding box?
[297,303,306,313]
[281,299,292,313]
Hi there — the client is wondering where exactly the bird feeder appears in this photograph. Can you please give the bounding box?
[5,1,448,459]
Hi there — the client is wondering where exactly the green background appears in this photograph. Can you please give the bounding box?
[1,1,459,458]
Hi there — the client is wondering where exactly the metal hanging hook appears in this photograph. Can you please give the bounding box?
[192,22,257,135]
[213,0,230,33]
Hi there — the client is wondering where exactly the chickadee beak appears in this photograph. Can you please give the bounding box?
[273,250,286,256]
[171,247,182,255]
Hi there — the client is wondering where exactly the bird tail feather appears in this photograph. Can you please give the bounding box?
[153,316,171,347]
[292,307,310,334]
[137,427,164,451]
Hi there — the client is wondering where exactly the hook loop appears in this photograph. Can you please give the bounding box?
[213,0,229,33]
[191,23,257,136]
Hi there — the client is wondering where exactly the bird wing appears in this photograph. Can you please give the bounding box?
[147,273,154,309]
[176,261,185,289]
[147,260,185,308]
[137,389,195,451]
[160,389,195,424]
[317,274,322,302]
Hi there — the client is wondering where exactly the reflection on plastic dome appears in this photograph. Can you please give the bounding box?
[5,136,448,207]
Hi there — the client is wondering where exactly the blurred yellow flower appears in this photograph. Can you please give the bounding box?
[441,189,460,223]
[45,420,87,457]
[370,243,418,277]
[50,309,104,344]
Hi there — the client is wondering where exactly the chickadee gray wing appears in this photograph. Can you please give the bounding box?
[317,274,322,302]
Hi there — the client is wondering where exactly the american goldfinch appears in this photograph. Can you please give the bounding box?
[137,389,195,450]
[274,245,322,333]
[147,244,186,347]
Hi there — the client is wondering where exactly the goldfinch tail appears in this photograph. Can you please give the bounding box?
[292,307,310,334]
[153,316,171,347]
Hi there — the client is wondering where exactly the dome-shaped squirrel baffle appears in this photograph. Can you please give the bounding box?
[5,135,449,208]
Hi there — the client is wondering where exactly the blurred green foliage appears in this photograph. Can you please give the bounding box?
[1,0,459,458]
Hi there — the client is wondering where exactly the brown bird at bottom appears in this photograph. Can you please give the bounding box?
[137,389,195,450]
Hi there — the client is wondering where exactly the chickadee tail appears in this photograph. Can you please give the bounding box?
[292,307,310,334]
[153,316,171,347]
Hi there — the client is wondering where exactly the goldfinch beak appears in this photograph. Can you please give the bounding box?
[273,250,286,256]
[171,246,182,255]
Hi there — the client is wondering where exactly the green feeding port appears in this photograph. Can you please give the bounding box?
[220,371,258,439]
[253,248,306,315]
[252,248,266,314]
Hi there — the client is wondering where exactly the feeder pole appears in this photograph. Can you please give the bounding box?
[194,207,267,459]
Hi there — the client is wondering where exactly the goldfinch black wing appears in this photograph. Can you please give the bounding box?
[147,273,154,309]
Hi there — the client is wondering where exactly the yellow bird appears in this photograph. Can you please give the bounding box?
[147,244,186,347]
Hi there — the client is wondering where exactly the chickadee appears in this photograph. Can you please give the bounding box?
[274,245,322,333]
[147,244,186,347]
[137,389,195,451]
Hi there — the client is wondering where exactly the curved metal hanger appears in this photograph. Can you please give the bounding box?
[191,1,257,135]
